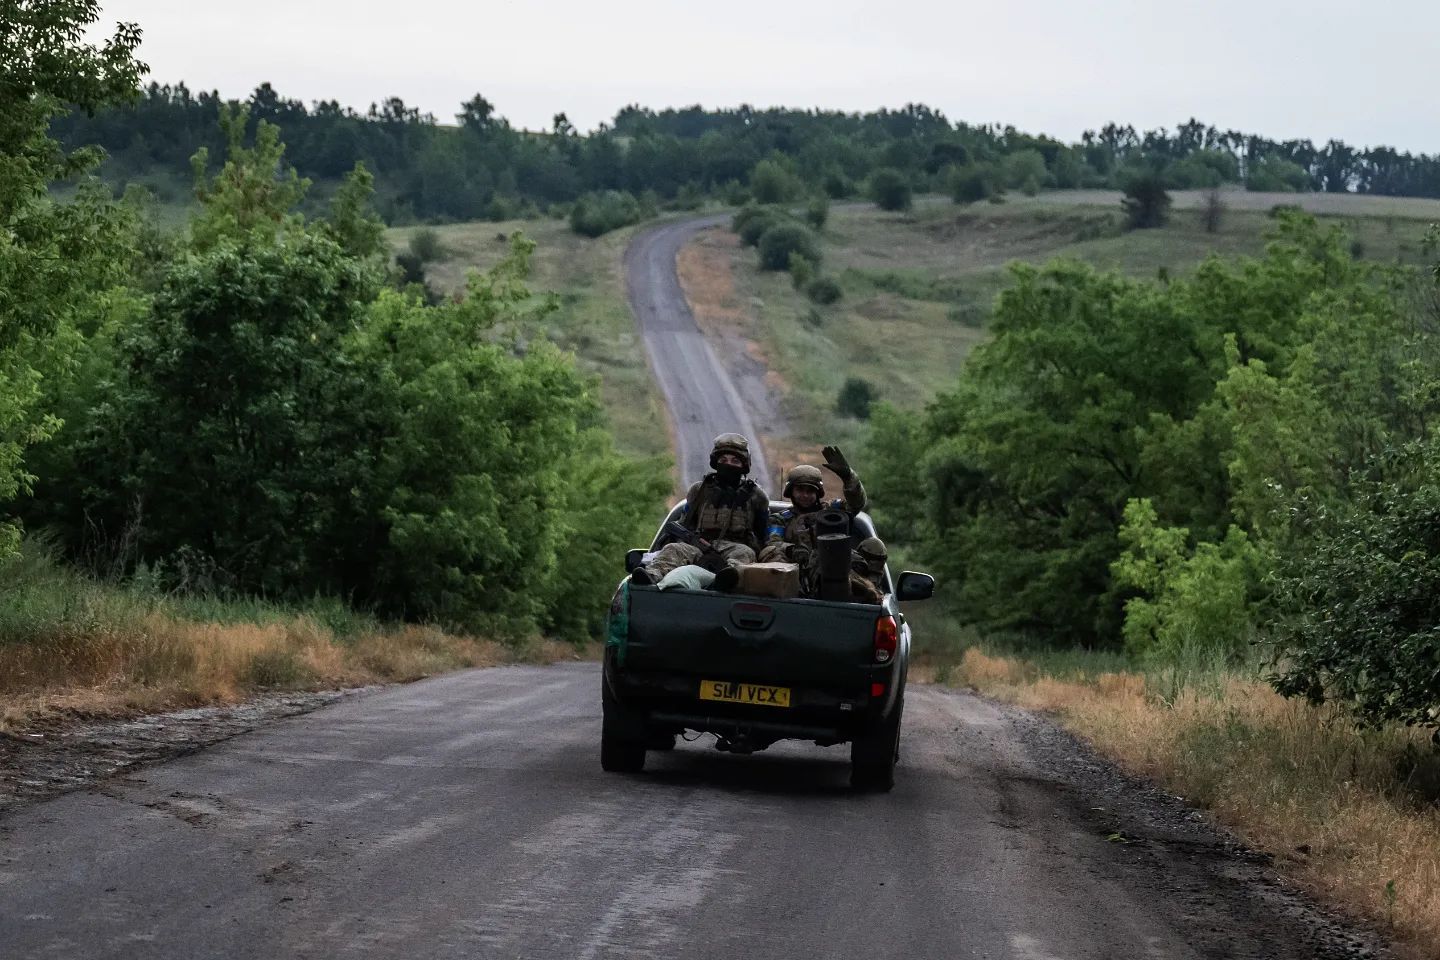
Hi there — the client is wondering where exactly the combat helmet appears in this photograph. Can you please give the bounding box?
[855,536,888,574]
[709,433,752,472]
[783,464,825,498]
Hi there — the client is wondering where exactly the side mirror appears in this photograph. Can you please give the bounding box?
[625,549,646,573]
[895,571,935,602]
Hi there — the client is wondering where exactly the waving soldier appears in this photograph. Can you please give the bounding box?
[631,433,771,585]
[758,445,868,566]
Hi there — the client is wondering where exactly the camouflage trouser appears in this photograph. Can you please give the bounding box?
[643,540,756,580]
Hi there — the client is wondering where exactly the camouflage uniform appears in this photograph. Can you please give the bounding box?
[848,537,889,603]
[638,434,771,583]
[758,449,868,566]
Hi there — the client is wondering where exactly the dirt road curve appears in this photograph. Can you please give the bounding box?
[0,666,1379,959]
[624,217,773,487]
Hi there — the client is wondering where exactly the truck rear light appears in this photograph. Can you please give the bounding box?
[871,682,886,698]
[873,615,897,664]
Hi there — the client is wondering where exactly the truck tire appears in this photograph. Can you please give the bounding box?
[850,694,903,792]
[601,679,647,774]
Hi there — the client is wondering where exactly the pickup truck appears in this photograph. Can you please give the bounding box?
[601,501,935,791]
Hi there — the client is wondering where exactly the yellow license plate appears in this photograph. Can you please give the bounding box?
[699,680,791,708]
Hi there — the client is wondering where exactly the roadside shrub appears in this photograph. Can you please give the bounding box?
[733,204,794,248]
[569,190,644,238]
[806,276,843,305]
[1271,441,1440,729]
[868,168,912,212]
[757,222,821,272]
[836,377,877,419]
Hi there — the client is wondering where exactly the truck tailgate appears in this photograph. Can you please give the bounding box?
[624,587,881,694]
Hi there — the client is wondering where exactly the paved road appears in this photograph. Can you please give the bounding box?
[0,217,1372,959]
[624,217,772,487]
[0,665,1352,959]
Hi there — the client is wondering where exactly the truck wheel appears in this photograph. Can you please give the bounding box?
[851,695,903,792]
[601,680,647,774]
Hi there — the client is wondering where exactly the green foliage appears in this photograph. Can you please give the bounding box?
[806,275,843,305]
[748,158,803,204]
[1270,441,1440,728]
[1120,168,1171,229]
[189,104,309,251]
[949,163,1002,204]
[836,377,877,419]
[757,222,821,272]
[325,163,387,260]
[0,1,146,563]
[568,190,645,237]
[1112,499,1261,661]
[733,204,796,248]
[868,168,913,212]
[880,214,1406,648]
[1004,149,1047,190]
[805,194,830,230]
[407,226,446,264]
[788,252,815,291]
[1247,155,1312,192]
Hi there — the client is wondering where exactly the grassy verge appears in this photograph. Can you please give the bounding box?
[0,543,591,732]
[918,631,1440,958]
[386,217,674,460]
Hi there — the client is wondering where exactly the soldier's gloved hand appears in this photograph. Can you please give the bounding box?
[697,549,731,575]
[821,445,853,480]
[791,544,812,567]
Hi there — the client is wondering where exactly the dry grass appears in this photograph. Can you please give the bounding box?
[952,648,1440,957]
[0,606,596,733]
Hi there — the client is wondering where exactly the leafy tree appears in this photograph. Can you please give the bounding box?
[0,1,146,561]
[949,163,1001,204]
[868,168,912,211]
[1120,168,1171,228]
[569,190,643,237]
[749,158,803,204]
[757,222,821,271]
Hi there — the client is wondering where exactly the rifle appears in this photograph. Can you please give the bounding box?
[663,521,711,551]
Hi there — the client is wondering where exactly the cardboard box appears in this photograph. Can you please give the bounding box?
[736,562,801,599]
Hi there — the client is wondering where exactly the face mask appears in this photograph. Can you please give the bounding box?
[715,464,744,485]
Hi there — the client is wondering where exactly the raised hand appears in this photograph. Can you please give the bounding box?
[821,445,853,480]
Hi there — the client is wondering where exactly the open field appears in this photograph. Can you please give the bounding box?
[696,190,1437,464]
[389,217,674,460]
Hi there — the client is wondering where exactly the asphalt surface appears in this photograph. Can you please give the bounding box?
[624,216,773,488]
[0,666,1376,959]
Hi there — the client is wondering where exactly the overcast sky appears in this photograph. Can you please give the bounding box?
[95,0,1439,152]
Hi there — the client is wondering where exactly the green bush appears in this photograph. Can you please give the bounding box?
[407,227,446,263]
[569,190,644,237]
[749,158,804,204]
[788,253,815,291]
[806,276,843,305]
[733,204,793,248]
[757,222,821,272]
[836,378,877,419]
[1271,441,1440,728]
[805,195,830,230]
[949,163,1000,204]
[868,168,912,212]
[1120,169,1171,229]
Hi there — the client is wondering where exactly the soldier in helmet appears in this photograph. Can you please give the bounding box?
[631,433,771,585]
[758,445,868,567]
[848,536,889,603]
